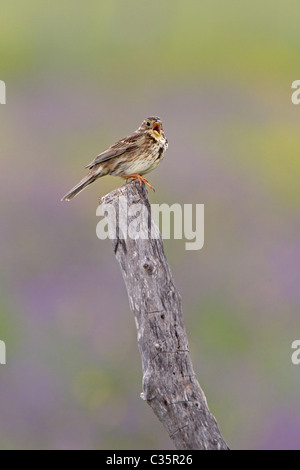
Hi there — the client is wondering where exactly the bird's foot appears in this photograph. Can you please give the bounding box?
[122,174,155,192]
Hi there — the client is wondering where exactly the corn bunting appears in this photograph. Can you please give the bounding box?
[61,117,168,201]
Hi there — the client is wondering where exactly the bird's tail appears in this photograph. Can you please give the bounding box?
[61,173,97,201]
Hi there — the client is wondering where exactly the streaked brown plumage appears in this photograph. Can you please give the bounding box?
[61,117,168,201]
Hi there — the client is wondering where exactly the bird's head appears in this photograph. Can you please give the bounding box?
[139,117,164,139]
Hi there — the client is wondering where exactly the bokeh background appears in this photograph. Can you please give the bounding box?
[1,0,300,450]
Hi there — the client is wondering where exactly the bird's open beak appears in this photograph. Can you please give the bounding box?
[152,121,161,135]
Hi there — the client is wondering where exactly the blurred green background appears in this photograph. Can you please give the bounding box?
[1,0,300,449]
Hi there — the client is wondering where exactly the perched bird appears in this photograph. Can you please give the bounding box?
[61,117,168,201]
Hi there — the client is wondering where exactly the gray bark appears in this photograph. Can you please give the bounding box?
[99,180,229,450]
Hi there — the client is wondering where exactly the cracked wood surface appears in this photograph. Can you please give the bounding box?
[100,180,229,450]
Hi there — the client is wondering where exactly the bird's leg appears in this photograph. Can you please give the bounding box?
[121,174,155,191]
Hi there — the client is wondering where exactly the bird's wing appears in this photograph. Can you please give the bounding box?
[85,134,141,169]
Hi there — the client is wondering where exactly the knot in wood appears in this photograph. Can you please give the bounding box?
[142,258,154,274]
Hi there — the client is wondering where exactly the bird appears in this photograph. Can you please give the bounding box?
[61,117,168,201]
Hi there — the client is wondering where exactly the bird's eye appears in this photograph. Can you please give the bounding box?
[146,121,151,127]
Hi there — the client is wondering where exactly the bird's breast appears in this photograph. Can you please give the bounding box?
[109,134,167,176]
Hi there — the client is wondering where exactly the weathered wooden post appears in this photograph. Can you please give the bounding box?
[100,180,229,450]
